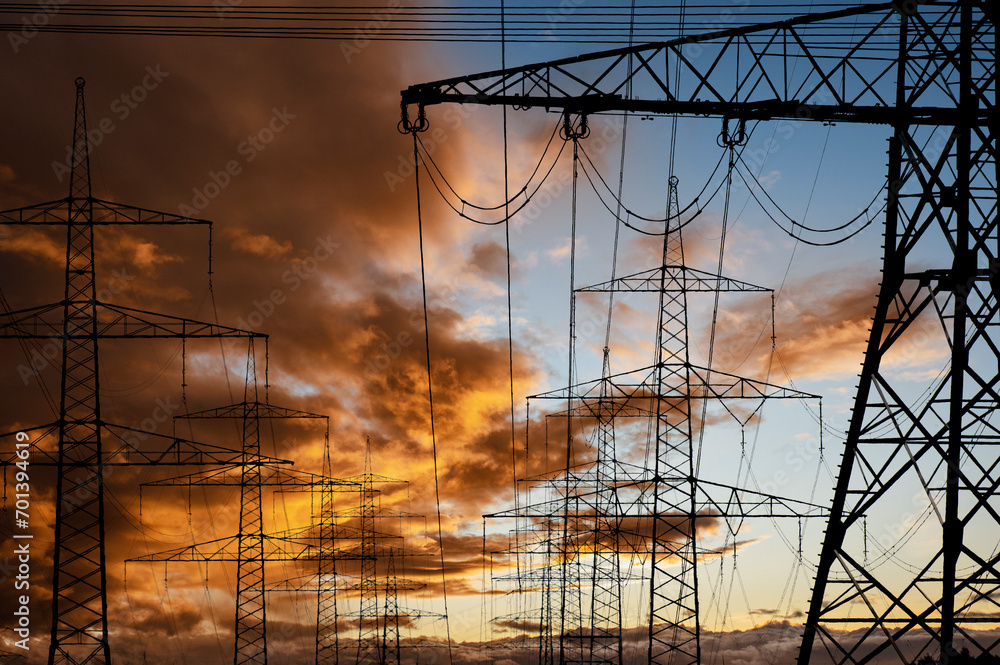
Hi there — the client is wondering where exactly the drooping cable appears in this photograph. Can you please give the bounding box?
[501,0,524,634]
[737,147,881,234]
[602,0,638,376]
[409,130,454,665]
[694,144,735,478]
[413,123,565,225]
[734,163,879,246]
[416,120,561,212]
[577,140,713,224]
[576,148,716,236]
[732,141,882,247]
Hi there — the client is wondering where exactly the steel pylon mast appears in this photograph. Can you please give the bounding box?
[495,169,818,665]
[51,74,110,665]
[316,432,341,665]
[401,1,996,662]
[235,340,267,664]
[337,438,426,665]
[647,173,699,665]
[277,438,431,665]
[0,78,274,665]
[133,370,350,665]
[798,4,999,662]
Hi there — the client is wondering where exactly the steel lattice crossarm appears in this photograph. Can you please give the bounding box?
[294,567,426,594]
[528,362,819,404]
[488,610,546,631]
[489,565,648,587]
[486,482,826,522]
[508,460,653,492]
[531,392,654,422]
[261,521,408,548]
[400,1,994,128]
[400,2,998,663]
[139,464,354,487]
[266,538,410,562]
[577,265,772,294]
[142,401,357,493]
[176,402,330,422]
[1,423,293,467]
[0,302,260,339]
[126,534,320,564]
[0,196,211,226]
[315,507,423,529]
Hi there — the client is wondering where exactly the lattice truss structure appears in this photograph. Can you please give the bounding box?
[271,440,437,665]
[0,79,287,665]
[400,2,996,664]
[134,424,433,665]
[304,441,436,665]
[129,341,353,665]
[482,175,822,665]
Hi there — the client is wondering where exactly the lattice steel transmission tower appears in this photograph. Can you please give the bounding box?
[484,166,820,665]
[131,347,352,665]
[269,438,435,665]
[0,78,275,665]
[333,439,428,665]
[401,1,996,663]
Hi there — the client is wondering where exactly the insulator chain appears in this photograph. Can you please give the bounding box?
[398,102,429,135]
[718,117,748,148]
[560,112,590,141]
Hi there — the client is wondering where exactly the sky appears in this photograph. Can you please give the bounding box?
[0,2,996,664]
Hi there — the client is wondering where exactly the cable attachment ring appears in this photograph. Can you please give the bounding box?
[717,117,748,148]
[398,102,429,135]
[559,112,590,141]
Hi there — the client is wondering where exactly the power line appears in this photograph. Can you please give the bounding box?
[0,2,903,44]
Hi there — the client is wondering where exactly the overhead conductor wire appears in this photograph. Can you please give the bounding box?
[694,143,735,479]
[598,0,635,642]
[501,0,523,649]
[561,127,582,656]
[410,130,455,665]
[603,0,636,372]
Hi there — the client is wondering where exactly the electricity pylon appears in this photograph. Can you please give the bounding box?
[131,344,359,665]
[336,439,429,665]
[269,437,438,665]
[401,1,996,662]
[0,78,279,665]
[484,170,821,665]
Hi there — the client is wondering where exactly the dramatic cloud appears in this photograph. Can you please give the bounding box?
[0,27,547,659]
[0,11,982,665]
